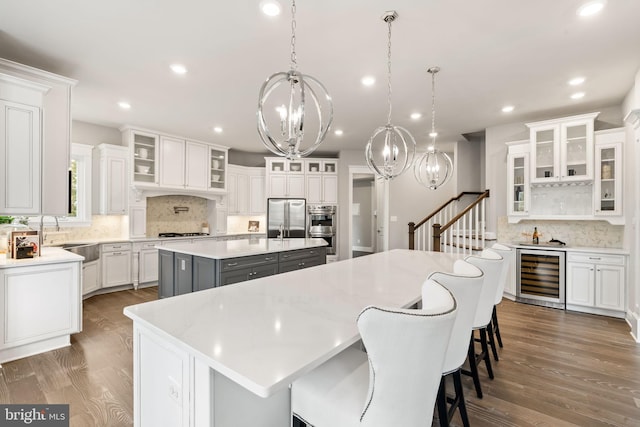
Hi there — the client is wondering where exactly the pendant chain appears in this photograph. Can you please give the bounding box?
[431,70,436,142]
[386,19,393,125]
[290,0,297,70]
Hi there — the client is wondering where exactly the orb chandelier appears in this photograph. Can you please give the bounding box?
[414,66,453,190]
[257,0,333,159]
[365,11,416,180]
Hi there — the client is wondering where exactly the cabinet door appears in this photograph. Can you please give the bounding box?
[209,148,226,190]
[288,175,306,198]
[139,249,159,283]
[132,131,158,185]
[306,175,322,204]
[0,101,41,214]
[174,253,193,295]
[158,250,175,298]
[269,174,288,197]
[507,152,529,216]
[130,205,147,238]
[106,155,128,214]
[193,256,216,291]
[251,263,278,280]
[159,136,185,187]
[560,120,593,181]
[249,174,266,214]
[322,175,338,204]
[566,262,595,307]
[227,172,238,213]
[185,141,209,190]
[595,264,625,311]
[102,251,132,288]
[236,173,249,214]
[83,261,100,295]
[594,141,622,217]
[216,209,227,234]
[219,268,252,286]
[530,125,559,183]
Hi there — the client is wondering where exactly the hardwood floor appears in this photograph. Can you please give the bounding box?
[0,289,638,426]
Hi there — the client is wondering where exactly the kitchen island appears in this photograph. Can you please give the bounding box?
[156,238,328,297]
[0,247,82,364]
[124,249,461,427]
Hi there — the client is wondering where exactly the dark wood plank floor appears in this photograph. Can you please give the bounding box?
[0,289,638,426]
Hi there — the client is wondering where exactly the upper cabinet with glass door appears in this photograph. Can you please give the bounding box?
[506,141,530,219]
[209,147,227,191]
[122,128,159,186]
[594,128,623,223]
[527,112,598,184]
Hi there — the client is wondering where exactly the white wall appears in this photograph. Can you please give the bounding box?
[72,120,121,146]
[352,179,374,250]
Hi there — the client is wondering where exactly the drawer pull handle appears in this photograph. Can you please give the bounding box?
[310,251,315,254]
[113,252,122,255]
[589,257,601,260]
[282,255,290,258]
[265,257,275,261]
[227,262,238,266]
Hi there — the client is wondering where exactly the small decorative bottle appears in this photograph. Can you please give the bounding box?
[532,227,539,244]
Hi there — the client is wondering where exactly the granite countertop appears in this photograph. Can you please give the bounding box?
[155,238,328,259]
[0,247,84,269]
[507,242,628,255]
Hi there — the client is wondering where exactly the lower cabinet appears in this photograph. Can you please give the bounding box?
[158,247,326,297]
[101,243,132,288]
[82,260,100,296]
[566,252,626,318]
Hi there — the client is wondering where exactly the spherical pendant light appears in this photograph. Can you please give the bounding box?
[414,66,453,190]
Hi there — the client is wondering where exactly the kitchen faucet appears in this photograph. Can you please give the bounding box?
[39,216,60,254]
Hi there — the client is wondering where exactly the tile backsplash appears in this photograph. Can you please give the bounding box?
[496,216,624,248]
[146,195,210,236]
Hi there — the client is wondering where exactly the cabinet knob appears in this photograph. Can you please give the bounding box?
[227,262,238,267]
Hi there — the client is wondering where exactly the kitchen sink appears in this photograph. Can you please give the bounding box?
[61,243,100,262]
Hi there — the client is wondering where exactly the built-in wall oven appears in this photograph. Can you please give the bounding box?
[516,248,565,309]
[308,205,336,255]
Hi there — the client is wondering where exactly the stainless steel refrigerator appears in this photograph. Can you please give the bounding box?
[267,198,307,238]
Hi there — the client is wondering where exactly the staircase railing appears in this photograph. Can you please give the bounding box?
[408,190,490,255]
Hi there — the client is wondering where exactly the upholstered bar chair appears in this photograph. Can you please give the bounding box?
[428,259,484,427]
[488,243,513,355]
[463,248,505,399]
[290,279,457,427]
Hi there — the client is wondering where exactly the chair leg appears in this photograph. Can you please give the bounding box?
[487,320,500,362]
[479,327,494,380]
[463,332,483,398]
[436,376,449,427]
[492,305,503,348]
[452,370,470,427]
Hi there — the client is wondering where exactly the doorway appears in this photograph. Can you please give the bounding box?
[348,166,389,258]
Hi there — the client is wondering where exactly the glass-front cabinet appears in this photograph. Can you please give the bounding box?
[131,130,159,185]
[209,147,227,190]
[507,142,530,217]
[594,129,623,217]
[528,112,597,183]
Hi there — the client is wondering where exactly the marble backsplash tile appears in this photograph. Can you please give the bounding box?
[496,216,624,248]
[48,215,128,244]
[146,195,209,236]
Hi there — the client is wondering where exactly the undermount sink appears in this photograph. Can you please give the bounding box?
[61,243,100,262]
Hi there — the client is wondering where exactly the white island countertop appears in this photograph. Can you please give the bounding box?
[124,249,462,398]
[0,247,83,269]
[155,237,328,259]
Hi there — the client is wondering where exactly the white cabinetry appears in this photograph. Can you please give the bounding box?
[265,158,305,198]
[566,251,626,318]
[127,129,159,185]
[265,157,338,202]
[185,141,209,190]
[527,112,597,183]
[305,159,338,204]
[93,144,128,215]
[227,165,266,215]
[101,242,132,288]
[0,59,77,216]
[83,260,100,296]
[506,141,530,217]
[594,129,623,220]
[0,260,81,363]
[159,136,186,188]
[133,241,158,289]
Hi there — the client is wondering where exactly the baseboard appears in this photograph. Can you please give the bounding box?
[626,310,640,343]
[352,246,373,252]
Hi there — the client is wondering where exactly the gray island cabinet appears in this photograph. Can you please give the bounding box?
[157,238,327,298]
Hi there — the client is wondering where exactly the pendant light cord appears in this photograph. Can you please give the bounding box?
[386,18,393,125]
[431,69,436,143]
[290,0,297,70]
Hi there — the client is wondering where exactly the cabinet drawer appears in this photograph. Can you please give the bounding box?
[567,252,625,265]
[220,254,278,271]
[279,247,325,262]
[279,255,325,273]
[102,242,132,253]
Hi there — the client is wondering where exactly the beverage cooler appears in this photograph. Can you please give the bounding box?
[516,248,565,309]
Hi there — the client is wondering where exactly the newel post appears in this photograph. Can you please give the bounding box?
[432,223,441,252]
[408,222,415,250]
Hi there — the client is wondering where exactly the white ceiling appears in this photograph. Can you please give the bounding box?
[1,0,639,155]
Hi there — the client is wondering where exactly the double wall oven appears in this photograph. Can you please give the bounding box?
[308,205,336,255]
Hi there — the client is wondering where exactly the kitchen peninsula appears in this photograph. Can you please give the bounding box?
[157,237,328,297]
[124,249,461,427]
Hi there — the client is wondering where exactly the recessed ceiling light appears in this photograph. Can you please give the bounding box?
[118,101,131,110]
[213,127,223,133]
[429,131,438,138]
[410,112,422,120]
[170,64,188,75]
[334,129,344,136]
[577,0,606,17]
[502,105,515,113]
[569,77,585,86]
[361,76,375,86]
[571,92,586,100]
[260,0,281,16]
